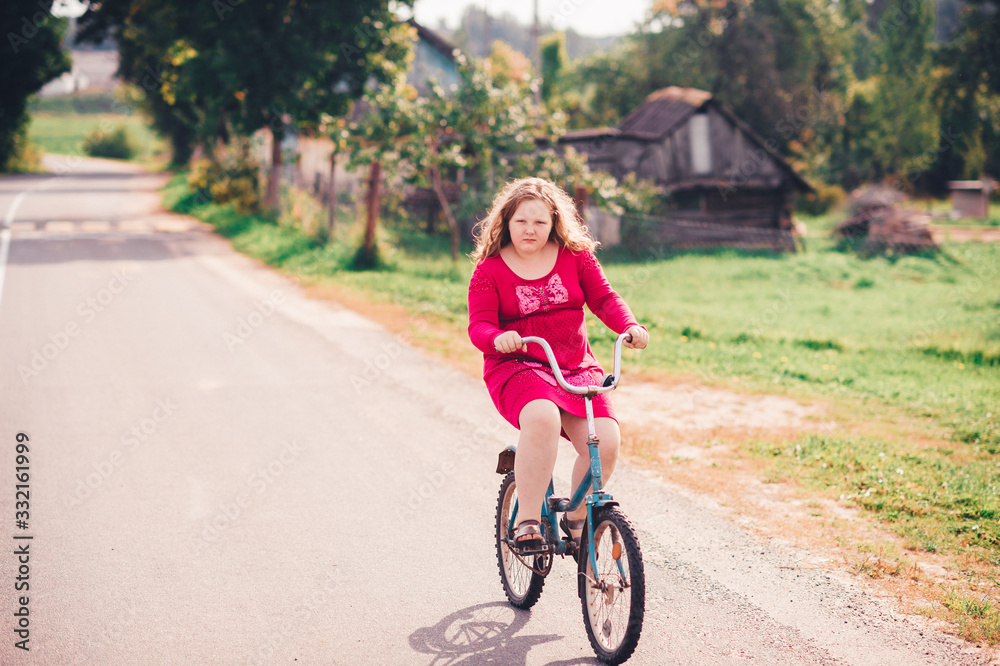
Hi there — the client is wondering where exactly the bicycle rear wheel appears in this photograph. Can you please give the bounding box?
[578,506,644,664]
[495,472,546,608]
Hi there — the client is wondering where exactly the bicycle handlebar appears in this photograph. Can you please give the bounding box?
[520,332,632,396]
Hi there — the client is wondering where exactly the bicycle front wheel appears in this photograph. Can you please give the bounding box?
[495,472,546,609]
[578,506,645,664]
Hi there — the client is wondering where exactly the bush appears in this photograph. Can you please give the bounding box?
[797,182,847,216]
[280,183,331,244]
[187,154,260,215]
[3,122,43,173]
[8,140,44,173]
[83,125,136,160]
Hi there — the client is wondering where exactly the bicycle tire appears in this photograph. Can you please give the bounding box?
[578,506,645,664]
[495,472,546,608]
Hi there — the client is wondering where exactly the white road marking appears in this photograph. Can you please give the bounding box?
[0,190,29,312]
[118,220,152,233]
[153,219,194,233]
[45,221,76,233]
[81,220,112,233]
[0,176,63,311]
[0,226,10,311]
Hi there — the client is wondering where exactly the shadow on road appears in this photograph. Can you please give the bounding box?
[408,601,598,665]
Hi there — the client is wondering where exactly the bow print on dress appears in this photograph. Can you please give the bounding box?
[515,273,569,316]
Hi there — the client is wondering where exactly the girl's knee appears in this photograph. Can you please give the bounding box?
[596,418,621,447]
[596,420,620,467]
[519,400,561,432]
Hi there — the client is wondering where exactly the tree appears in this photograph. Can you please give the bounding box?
[539,32,569,106]
[344,72,417,268]
[863,0,939,183]
[317,115,350,238]
[566,0,958,191]
[484,39,534,95]
[1,1,71,171]
[350,53,655,262]
[76,1,211,166]
[410,55,542,260]
[79,0,414,210]
[926,0,1000,192]
[347,53,540,262]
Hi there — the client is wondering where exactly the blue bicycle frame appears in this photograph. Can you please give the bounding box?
[502,332,632,581]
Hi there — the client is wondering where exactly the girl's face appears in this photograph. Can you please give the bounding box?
[507,198,553,258]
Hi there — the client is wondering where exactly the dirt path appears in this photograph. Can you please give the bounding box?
[930,225,1000,243]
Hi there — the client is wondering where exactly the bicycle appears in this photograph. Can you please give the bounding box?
[493,332,645,664]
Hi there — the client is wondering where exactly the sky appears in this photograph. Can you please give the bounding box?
[408,0,653,38]
[54,0,654,38]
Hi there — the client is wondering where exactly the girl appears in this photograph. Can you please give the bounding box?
[467,177,649,554]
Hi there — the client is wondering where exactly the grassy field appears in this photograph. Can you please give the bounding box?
[165,174,1000,641]
[27,91,167,164]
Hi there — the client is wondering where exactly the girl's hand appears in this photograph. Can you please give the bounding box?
[624,325,649,350]
[494,330,526,354]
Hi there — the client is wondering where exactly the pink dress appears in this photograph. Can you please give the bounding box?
[467,246,640,431]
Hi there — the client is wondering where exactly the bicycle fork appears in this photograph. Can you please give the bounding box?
[581,395,629,589]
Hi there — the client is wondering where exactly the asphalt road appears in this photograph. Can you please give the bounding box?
[0,157,991,665]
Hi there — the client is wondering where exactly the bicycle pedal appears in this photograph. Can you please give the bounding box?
[507,539,549,557]
[547,497,570,511]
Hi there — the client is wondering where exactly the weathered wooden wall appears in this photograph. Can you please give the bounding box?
[655,219,796,251]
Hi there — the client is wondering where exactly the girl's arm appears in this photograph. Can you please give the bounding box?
[579,250,642,334]
[468,264,503,354]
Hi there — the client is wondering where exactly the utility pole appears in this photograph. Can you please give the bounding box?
[531,0,541,105]
[483,1,491,56]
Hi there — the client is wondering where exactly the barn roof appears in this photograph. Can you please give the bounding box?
[618,87,712,138]
[596,86,813,193]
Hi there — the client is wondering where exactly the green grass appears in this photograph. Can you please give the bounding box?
[163,173,470,313]
[595,241,999,450]
[943,591,1000,644]
[166,173,1000,587]
[27,91,167,163]
[29,113,164,161]
[750,433,1000,564]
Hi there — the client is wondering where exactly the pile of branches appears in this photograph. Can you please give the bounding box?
[834,187,937,256]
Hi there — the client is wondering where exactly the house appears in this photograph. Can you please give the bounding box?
[559,87,814,251]
[408,19,461,96]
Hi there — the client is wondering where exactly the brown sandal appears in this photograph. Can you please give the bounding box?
[512,520,545,554]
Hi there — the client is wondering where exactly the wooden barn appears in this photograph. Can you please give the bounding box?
[559,87,813,251]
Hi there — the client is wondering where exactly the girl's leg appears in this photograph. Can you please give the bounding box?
[514,399,562,526]
[560,413,620,526]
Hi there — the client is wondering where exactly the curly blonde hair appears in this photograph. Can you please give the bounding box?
[470,177,597,263]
